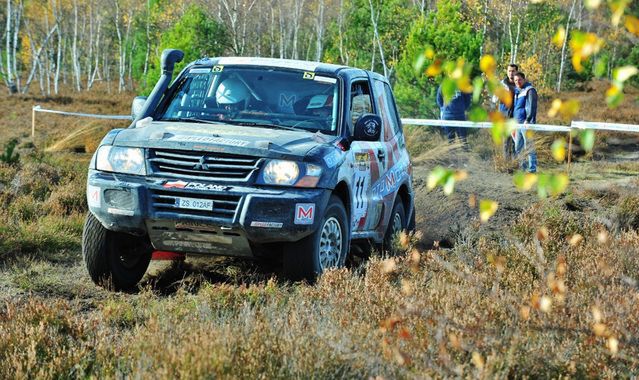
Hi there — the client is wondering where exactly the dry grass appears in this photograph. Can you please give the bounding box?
[0,203,638,377]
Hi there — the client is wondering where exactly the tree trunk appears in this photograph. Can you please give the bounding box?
[557,0,577,92]
[72,0,81,91]
[368,0,388,78]
[315,0,325,61]
[513,17,521,63]
[507,0,514,62]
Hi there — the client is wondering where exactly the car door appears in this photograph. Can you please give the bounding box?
[371,78,411,233]
[348,79,387,233]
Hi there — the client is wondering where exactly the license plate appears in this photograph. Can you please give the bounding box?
[174,197,213,211]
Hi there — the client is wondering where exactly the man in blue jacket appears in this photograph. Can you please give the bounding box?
[436,84,471,145]
[513,71,538,173]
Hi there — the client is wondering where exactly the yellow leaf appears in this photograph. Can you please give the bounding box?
[584,0,602,9]
[425,61,442,77]
[480,55,497,78]
[493,86,512,108]
[572,53,584,73]
[592,306,603,323]
[548,99,562,118]
[425,46,435,59]
[613,66,639,83]
[625,15,639,36]
[479,199,498,222]
[568,233,583,246]
[592,322,608,336]
[471,352,484,370]
[561,99,580,120]
[552,27,566,48]
[548,173,570,196]
[454,170,469,181]
[607,337,619,355]
[539,296,552,313]
[513,171,538,190]
[551,139,566,161]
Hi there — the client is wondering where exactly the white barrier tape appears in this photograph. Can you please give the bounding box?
[401,118,572,132]
[401,118,639,133]
[32,105,638,133]
[571,121,639,133]
[32,105,131,120]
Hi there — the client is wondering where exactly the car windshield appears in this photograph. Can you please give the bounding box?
[158,66,340,134]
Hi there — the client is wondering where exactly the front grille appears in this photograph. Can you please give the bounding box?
[148,149,260,181]
[150,189,241,221]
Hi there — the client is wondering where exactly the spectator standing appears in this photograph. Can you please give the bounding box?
[512,72,538,173]
[436,85,471,145]
[495,63,518,158]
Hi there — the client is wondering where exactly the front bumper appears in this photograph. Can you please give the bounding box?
[87,170,331,256]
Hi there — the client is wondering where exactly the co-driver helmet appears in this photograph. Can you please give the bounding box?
[215,78,250,113]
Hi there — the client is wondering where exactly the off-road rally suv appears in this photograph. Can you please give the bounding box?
[83,49,415,290]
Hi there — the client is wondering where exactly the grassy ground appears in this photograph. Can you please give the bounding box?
[0,86,638,377]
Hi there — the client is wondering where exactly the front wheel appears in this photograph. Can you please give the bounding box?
[82,213,152,291]
[283,195,349,282]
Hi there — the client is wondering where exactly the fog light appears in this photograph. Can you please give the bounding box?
[104,189,134,210]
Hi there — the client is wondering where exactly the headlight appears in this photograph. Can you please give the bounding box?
[95,146,146,175]
[263,160,299,185]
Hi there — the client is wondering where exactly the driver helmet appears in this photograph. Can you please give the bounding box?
[306,94,333,116]
[215,78,250,112]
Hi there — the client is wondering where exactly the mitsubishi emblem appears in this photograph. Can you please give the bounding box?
[193,156,209,171]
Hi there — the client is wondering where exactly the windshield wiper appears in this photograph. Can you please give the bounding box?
[224,120,299,131]
[160,117,225,125]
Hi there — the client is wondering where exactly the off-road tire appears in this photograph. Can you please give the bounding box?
[283,195,349,282]
[383,198,406,253]
[82,213,152,291]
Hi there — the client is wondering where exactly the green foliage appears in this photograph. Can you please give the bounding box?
[141,5,228,94]
[0,138,20,165]
[322,0,417,75]
[394,0,482,118]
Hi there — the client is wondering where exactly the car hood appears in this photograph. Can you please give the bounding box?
[111,121,337,159]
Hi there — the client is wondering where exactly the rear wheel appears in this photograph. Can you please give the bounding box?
[82,213,152,291]
[383,198,406,253]
[283,195,349,282]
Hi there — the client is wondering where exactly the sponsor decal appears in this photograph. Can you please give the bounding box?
[87,185,101,208]
[351,171,369,230]
[169,135,249,147]
[163,181,229,192]
[314,76,337,84]
[163,180,188,189]
[324,150,342,168]
[295,203,315,225]
[364,119,380,137]
[355,152,370,170]
[250,221,284,228]
[371,165,408,197]
[279,93,296,112]
[302,71,316,80]
[217,57,319,72]
[212,65,224,72]
[190,68,212,74]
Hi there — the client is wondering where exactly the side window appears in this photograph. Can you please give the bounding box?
[384,83,402,136]
[349,81,373,131]
[373,79,400,141]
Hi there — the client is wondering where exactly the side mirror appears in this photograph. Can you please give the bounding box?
[353,114,382,141]
[131,96,148,120]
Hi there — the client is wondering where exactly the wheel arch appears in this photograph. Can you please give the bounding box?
[397,183,412,217]
[332,181,351,222]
